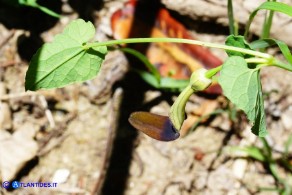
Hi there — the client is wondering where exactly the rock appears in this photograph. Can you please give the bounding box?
[161,0,292,46]
[0,103,12,130]
[52,169,70,184]
[207,166,237,191]
[282,108,292,130]
[232,159,248,179]
[0,123,38,181]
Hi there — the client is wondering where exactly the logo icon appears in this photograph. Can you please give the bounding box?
[11,181,20,189]
[2,181,10,189]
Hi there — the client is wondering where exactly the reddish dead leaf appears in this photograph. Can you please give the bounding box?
[111,0,222,94]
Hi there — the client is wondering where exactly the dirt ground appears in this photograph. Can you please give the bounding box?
[0,0,292,195]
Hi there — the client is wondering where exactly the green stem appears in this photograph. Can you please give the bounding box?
[228,0,235,35]
[169,69,212,130]
[169,85,194,130]
[272,59,292,71]
[205,57,270,79]
[260,0,276,52]
[261,10,274,39]
[205,65,222,79]
[245,57,269,64]
[86,38,272,59]
[261,0,276,40]
[24,2,61,18]
[37,5,61,18]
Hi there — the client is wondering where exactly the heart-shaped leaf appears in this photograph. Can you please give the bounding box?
[25,19,107,91]
[218,56,267,137]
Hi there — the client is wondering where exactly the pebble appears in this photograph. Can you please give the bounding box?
[0,103,12,130]
[52,169,70,184]
[282,108,292,130]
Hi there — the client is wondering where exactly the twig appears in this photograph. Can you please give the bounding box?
[0,91,37,101]
[0,91,56,129]
[0,29,15,49]
[91,88,123,194]
[38,95,55,128]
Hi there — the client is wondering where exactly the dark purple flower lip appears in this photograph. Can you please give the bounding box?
[128,111,180,141]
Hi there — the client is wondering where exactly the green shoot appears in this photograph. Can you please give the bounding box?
[230,136,292,194]
[4,0,61,18]
[244,1,292,39]
[261,0,276,40]
[227,0,236,35]
[25,2,292,137]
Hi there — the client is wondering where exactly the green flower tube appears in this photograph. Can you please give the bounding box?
[169,68,212,130]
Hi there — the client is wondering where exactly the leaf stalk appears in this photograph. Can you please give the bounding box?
[86,38,272,59]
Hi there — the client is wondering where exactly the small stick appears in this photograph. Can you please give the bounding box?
[0,91,37,101]
[0,29,15,49]
[38,95,56,128]
[0,91,56,128]
[91,88,123,194]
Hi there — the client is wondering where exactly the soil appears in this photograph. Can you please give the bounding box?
[0,0,292,195]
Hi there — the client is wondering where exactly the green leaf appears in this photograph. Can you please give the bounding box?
[250,39,292,64]
[225,35,252,58]
[19,0,37,6]
[133,69,188,91]
[231,146,265,162]
[160,77,188,90]
[25,19,107,91]
[218,56,267,137]
[250,39,277,50]
[250,38,292,72]
[245,2,292,38]
[284,134,292,156]
[120,47,161,82]
[134,69,160,88]
[121,47,188,91]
